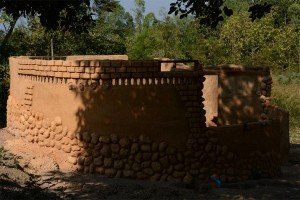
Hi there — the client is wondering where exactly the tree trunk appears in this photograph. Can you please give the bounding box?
[0,16,19,52]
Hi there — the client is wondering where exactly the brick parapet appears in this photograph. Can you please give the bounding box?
[17,58,203,87]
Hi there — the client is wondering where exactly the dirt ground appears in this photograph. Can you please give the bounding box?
[0,128,299,200]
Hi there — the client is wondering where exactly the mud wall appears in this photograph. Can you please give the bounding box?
[7,57,283,183]
[204,65,272,126]
[268,105,290,164]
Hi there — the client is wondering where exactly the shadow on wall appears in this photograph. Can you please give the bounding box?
[69,71,197,178]
[73,83,189,149]
[203,65,272,126]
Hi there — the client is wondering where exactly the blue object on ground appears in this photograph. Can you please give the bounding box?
[210,175,222,188]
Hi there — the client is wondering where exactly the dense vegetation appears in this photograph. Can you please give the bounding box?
[0,0,299,141]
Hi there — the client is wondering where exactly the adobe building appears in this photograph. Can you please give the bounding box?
[7,55,289,183]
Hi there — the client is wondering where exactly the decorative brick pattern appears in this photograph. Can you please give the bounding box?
[24,85,34,111]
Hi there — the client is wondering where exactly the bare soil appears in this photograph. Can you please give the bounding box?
[0,128,299,200]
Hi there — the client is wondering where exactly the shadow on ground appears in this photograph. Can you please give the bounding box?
[30,166,300,200]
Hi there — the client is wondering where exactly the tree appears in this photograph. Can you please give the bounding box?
[90,4,134,54]
[0,9,18,56]
[168,0,272,27]
[133,0,146,31]
[0,0,118,54]
[0,0,117,30]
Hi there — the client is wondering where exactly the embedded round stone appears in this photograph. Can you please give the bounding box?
[55,126,63,134]
[84,156,93,166]
[72,145,81,151]
[205,143,213,152]
[110,134,119,143]
[131,143,139,154]
[67,156,77,165]
[123,170,134,177]
[183,173,193,184]
[136,171,147,179]
[105,168,117,177]
[119,137,131,148]
[111,144,120,153]
[90,133,99,144]
[62,127,68,137]
[113,160,124,169]
[152,152,159,161]
[55,133,64,141]
[43,130,50,139]
[54,116,62,126]
[62,146,71,153]
[159,142,168,152]
[77,156,85,165]
[139,135,152,144]
[141,144,151,152]
[159,156,169,168]
[166,147,176,155]
[151,162,162,172]
[104,158,113,167]
[144,168,154,176]
[94,157,103,166]
[99,136,110,143]
[119,148,129,158]
[152,142,158,152]
[82,132,91,143]
[261,82,267,89]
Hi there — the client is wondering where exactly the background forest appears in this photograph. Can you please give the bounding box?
[0,0,299,143]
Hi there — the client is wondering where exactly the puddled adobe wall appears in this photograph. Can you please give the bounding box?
[7,56,284,183]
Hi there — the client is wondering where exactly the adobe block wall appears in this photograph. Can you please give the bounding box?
[7,56,283,183]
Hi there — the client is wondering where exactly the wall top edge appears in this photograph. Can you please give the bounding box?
[13,57,200,64]
[207,119,273,130]
[204,64,270,73]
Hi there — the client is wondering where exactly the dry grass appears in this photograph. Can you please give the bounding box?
[272,74,300,144]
